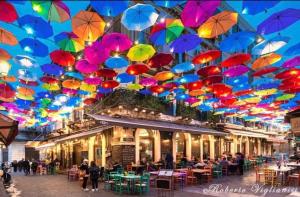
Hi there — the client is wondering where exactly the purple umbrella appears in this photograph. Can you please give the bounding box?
[41,64,64,76]
[181,0,220,28]
[170,34,202,53]
[283,56,300,68]
[84,41,110,65]
[140,77,157,87]
[75,59,98,74]
[102,32,132,52]
[257,8,300,35]
[84,77,102,85]
[224,65,249,77]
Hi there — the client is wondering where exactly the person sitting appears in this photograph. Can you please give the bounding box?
[220,157,229,167]
[194,160,206,168]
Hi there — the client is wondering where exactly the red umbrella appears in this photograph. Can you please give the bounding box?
[209,83,232,97]
[184,80,203,91]
[148,53,174,68]
[40,76,59,84]
[0,1,18,23]
[50,50,75,67]
[150,85,165,94]
[126,64,149,75]
[221,53,251,67]
[234,89,253,97]
[101,80,119,89]
[203,75,223,86]
[192,50,221,64]
[0,84,15,99]
[83,98,97,105]
[162,82,178,89]
[96,68,117,78]
[252,66,279,77]
[275,68,300,79]
[197,65,221,77]
[19,79,39,86]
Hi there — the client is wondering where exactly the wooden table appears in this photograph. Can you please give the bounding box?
[267,166,295,185]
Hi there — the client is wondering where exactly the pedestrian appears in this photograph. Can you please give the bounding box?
[80,159,89,191]
[165,152,173,169]
[31,159,38,175]
[12,160,18,173]
[89,161,100,192]
[18,159,23,172]
[23,159,30,175]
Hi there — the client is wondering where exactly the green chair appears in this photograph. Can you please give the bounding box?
[135,175,150,194]
[114,176,130,194]
[213,164,222,178]
[104,172,115,191]
[128,171,135,175]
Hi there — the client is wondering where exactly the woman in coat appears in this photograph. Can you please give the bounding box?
[80,159,90,191]
[89,161,100,192]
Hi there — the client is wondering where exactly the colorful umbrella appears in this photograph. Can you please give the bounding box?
[84,77,102,85]
[153,0,184,8]
[197,65,221,77]
[198,11,238,38]
[284,42,300,56]
[203,75,223,85]
[275,68,300,79]
[184,81,203,91]
[276,94,295,101]
[2,76,16,82]
[102,32,132,52]
[18,15,53,38]
[90,1,129,17]
[75,59,98,74]
[127,83,144,91]
[252,53,281,70]
[17,87,35,96]
[97,68,117,78]
[221,53,251,67]
[219,31,256,53]
[252,36,290,55]
[181,0,220,28]
[171,62,195,73]
[0,1,18,22]
[40,76,59,84]
[242,1,279,15]
[140,77,157,87]
[84,41,110,65]
[65,72,83,80]
[41,63,65,77]
[121,3,158,31]
[50,50,75,67]
[72,11,105,42]
[31,0,70,22]
[170,34,202,53]
[105,56,129,69]
[193,50,221,64]
[150,85,165,94]
[62,79,81,90]
[283,56,300,68]
[116,73,135,83]
[13,55,37,68]
[54,32,84,52]
[154,71,174,81]
[0,49,11,61]
[80,82,97,92]
[253,67,279,77]
[148,53,174,68]
[0,84,15,100]
[19,38,48,57]
[101,80,119,89]
[224,65,249,77]
[257,8,300,35]
[42,83,60,91]
[150,18,184,45]
[0,60,11,76]
[178,74,199,84]
[127,44,156,62]
[126,64,149,75]
[0,28,18,46]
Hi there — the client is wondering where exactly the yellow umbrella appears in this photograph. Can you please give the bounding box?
[80,82,96,92]
[0,60,11,76]
[189,89,205,97]
[243,96,261,103]
[253,88,277,96]
[252,53,281,70]
[191,101,201,108]
[16,93,34,101]
[62,79,81,90]
[42,83,60,91]
[0,28,18,45]
[127,83,144,91]
[127,44,156,62]
[154,71,174,81]
[198,11,238,38]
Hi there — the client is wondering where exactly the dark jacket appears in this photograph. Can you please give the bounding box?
[80,163,89,175]
[89,166,100,180]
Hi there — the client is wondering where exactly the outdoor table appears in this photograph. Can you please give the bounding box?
[150,171,185,189]
[267,166,295,185]
[120,174,141,194]
[287,162,300,168]
[132,164,145,174]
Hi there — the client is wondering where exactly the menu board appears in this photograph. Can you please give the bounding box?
[112,145,135,166]
[112,145,122,163]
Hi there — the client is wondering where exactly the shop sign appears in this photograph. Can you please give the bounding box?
[291,117,300,131]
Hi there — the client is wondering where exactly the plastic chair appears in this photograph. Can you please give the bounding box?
[114,176,129,194]
[186,170,196,185]
[264,169,278,186]
[255,167,264,183]
[135,175,150,194]
[128,171,135,175]
[213,165,222,178]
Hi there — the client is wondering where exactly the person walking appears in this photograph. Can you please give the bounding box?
[165,152,174,169]
[89,161,100,192]
[31,159,38,175]
[23,159,30,176]
[80,159,89,191]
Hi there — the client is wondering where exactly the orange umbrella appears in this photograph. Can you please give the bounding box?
[62,79,81,90]
[198,11,238,38]
[192,50,221,64]
[252,53,281,70]
[72,11,105,42]
[154,71,174,81]
[0,48,11,60]
[0,28,18,45]
[2,75,16,82]
[17,87,35,96]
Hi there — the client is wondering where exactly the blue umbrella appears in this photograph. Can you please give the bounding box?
[232,84,251,92]
[37,91,54,99]
[153,0,184,8]
[139,89,152,95]
[242,1,280,15]
[121,3,159,31]
[18,15,53,38]
[171,62,194,73]
[15,99,32,109]
[170,34,202,53]
[77,90,90,96]
[65,72,83,80]
[256,81,280,90]
[178,74,199,83]
[41,64,64,76]
[105,56,129,69]
[97,87,113,94]
[116,73,135,83]
[252,35,290,55]
[251,77,274,86]
[226,76,248,86]
[19,38,48,57]
[65,97,81,107]
[13,55,38,68]
[198,104,213,112]
[219,31,256,53]
[257,8,300,35]
[48,104,61,111]
[284,42,300,56]
[158,90,171,97]
[176,93,189,100]
[91,1,129,17]
[173,88,185,94]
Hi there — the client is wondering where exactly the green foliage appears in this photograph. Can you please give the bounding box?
[176,102,198,119]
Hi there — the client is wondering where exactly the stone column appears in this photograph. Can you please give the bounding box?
[209,135,215,160]
[135,129,140,164]
[172,132,177,162]
[220,138,224,155]
[101,134,106,167]
[88,136,95,163]
[153,130,161,162]
[245,137,250,157]
[185,133,192,160]
[239,136,243,153]
[257,139,261,155]
[231,136,237,155]
[199,135,203,161]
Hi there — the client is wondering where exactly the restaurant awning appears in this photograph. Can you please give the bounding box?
[226,129,268,138]
[88,114,226,136]
[266,137,287,144]
[0,113,18,146]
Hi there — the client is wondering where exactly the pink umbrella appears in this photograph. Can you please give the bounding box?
[84,41,110,65]
[102,32,132,52]
[181,0,220,27]
[186,97,199,104]
[84,77,102,85]
[62,88,78,95]
[75,59,98,74]
[283,56,300,68]
[140,77,157,87]
[224,65,249,77]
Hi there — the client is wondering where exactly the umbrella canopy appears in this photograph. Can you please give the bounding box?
[18,15,53,38]
[181,0,220,28]
[148,53,174,68]
[41,64,64,76]
[62,79,81,90]
[153,0,184,8]
[42,83,60,91]
[257,8,300,35]
[14,55,37,68]
[102,32,132,52]
[96,68,117,78]
[224,65,249,77]
[0,49,11,61]
[252,35,290,55]
[121,3,158,31]
[170,34,202,53]
[283,56,300,68]
[275,68,300,79]
[253,66,279,77]
[75,59,98,74]
[116,73,135,83]
[0,28,18,46]
[72,11,105,42]
[0,84,15,99]
[54,32,84,52]
[219,31,256,53]
[126,64,149,75]
[50,50,75,67]
[127,44,156,62]
[101,80,119,89]
[284,42,300,56]
[154,71,174,81]
[84,77,102,85]
[84,41,110,65]
[197,65,221,77]
[65,72,83,80]
[0,1,18,22]
[171,62,195,73]
[90,1,129,17]
[19,38,48,57]
[140,77,157,87]
[192,50,221,64]
[252,53,281,70]
[31,0,70,22]
[221,53,251,67]
[40,76,59,84]
[105,56,129,69]
[198,11,238,38]
[150,18,184,45]
[242,1,280,15]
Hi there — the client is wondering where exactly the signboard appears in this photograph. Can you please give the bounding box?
[291,118,300,131]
